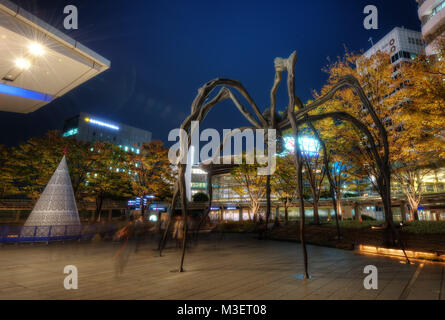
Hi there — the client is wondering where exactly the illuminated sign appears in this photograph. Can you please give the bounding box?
[84,117,119,130]
[0,83,52,102]
[151,207,166,211]
[128,195,158,208]
[62,128,78,137]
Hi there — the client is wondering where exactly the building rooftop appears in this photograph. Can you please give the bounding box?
[362,27,423,59]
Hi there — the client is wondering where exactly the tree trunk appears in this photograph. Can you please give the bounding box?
[252,205,258,222]
[336,196,342,220]
[95,195,103,223]
[140,199,145,217]
[413,208,419,221]
[274,206,279,225]
[284,205,289,225]
[400,202,407,222]
[97,197,103,223]
[159,182,179,255]
[354,203,361,221]
[313,200,320,224]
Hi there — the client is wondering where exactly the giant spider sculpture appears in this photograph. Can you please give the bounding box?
[160,51,408,277]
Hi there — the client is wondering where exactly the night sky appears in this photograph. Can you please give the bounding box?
[0,0,421,146]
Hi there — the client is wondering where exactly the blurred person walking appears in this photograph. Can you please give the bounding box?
[134,215,145,253]
[113,217,135,277]
[172,215,184,249]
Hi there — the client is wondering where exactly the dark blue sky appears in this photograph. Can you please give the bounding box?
[1,0,421,146]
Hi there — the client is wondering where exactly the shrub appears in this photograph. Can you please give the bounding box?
[214,221,256,233]
[402,221,445,234]
[325,220,380,229]
[192,192,209,202]
[361,214,376,221]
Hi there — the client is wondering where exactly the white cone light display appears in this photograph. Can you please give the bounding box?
[24,156,80,236]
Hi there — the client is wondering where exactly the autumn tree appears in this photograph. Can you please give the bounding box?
[300,136,327,224]
[389,38,445,219]
[10,131,75,199]
[0,145,18,200]
[317,48,445,222]
[271,155,298,224]
[230,153,267,221]
[8,131,98,202]
[84,142,132,221]
[128,140,174,215]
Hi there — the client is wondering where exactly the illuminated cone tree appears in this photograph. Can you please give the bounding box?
[24,156,80,232]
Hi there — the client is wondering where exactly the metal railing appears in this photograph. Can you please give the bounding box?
[0,223,118,243]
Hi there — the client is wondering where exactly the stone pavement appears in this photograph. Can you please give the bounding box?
[0,233,443,300]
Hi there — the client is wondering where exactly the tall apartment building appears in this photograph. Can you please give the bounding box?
[416,0,445,55]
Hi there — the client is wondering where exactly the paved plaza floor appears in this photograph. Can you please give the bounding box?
[0,233,443,300]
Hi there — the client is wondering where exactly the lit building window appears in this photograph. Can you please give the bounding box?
[62,128,78,137]
[433,1,445,16]
[192,168,207,175]
[281,136,320,156]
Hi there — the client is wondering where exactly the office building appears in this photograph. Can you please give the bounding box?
[62,112,152,152]
[363,27,425,64]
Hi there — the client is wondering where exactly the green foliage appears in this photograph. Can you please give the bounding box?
[230,152,267,219]
[83,142,132,200]
[271,155,298,206]
[192,192,209,202]
[128,140,174,205]
[402,221,445,234]
[360,214,376,221]
[324,220,380,229]
[9,131,85,199]
[214,221,257,233]
[0,145,18,198]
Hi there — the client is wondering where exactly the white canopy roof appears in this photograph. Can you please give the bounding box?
[0,0,110,113]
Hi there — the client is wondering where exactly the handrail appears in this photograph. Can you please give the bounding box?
[0,223,118,243]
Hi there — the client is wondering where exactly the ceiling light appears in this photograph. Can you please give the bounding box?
[15,58,31,70]
[28,42,45,56]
